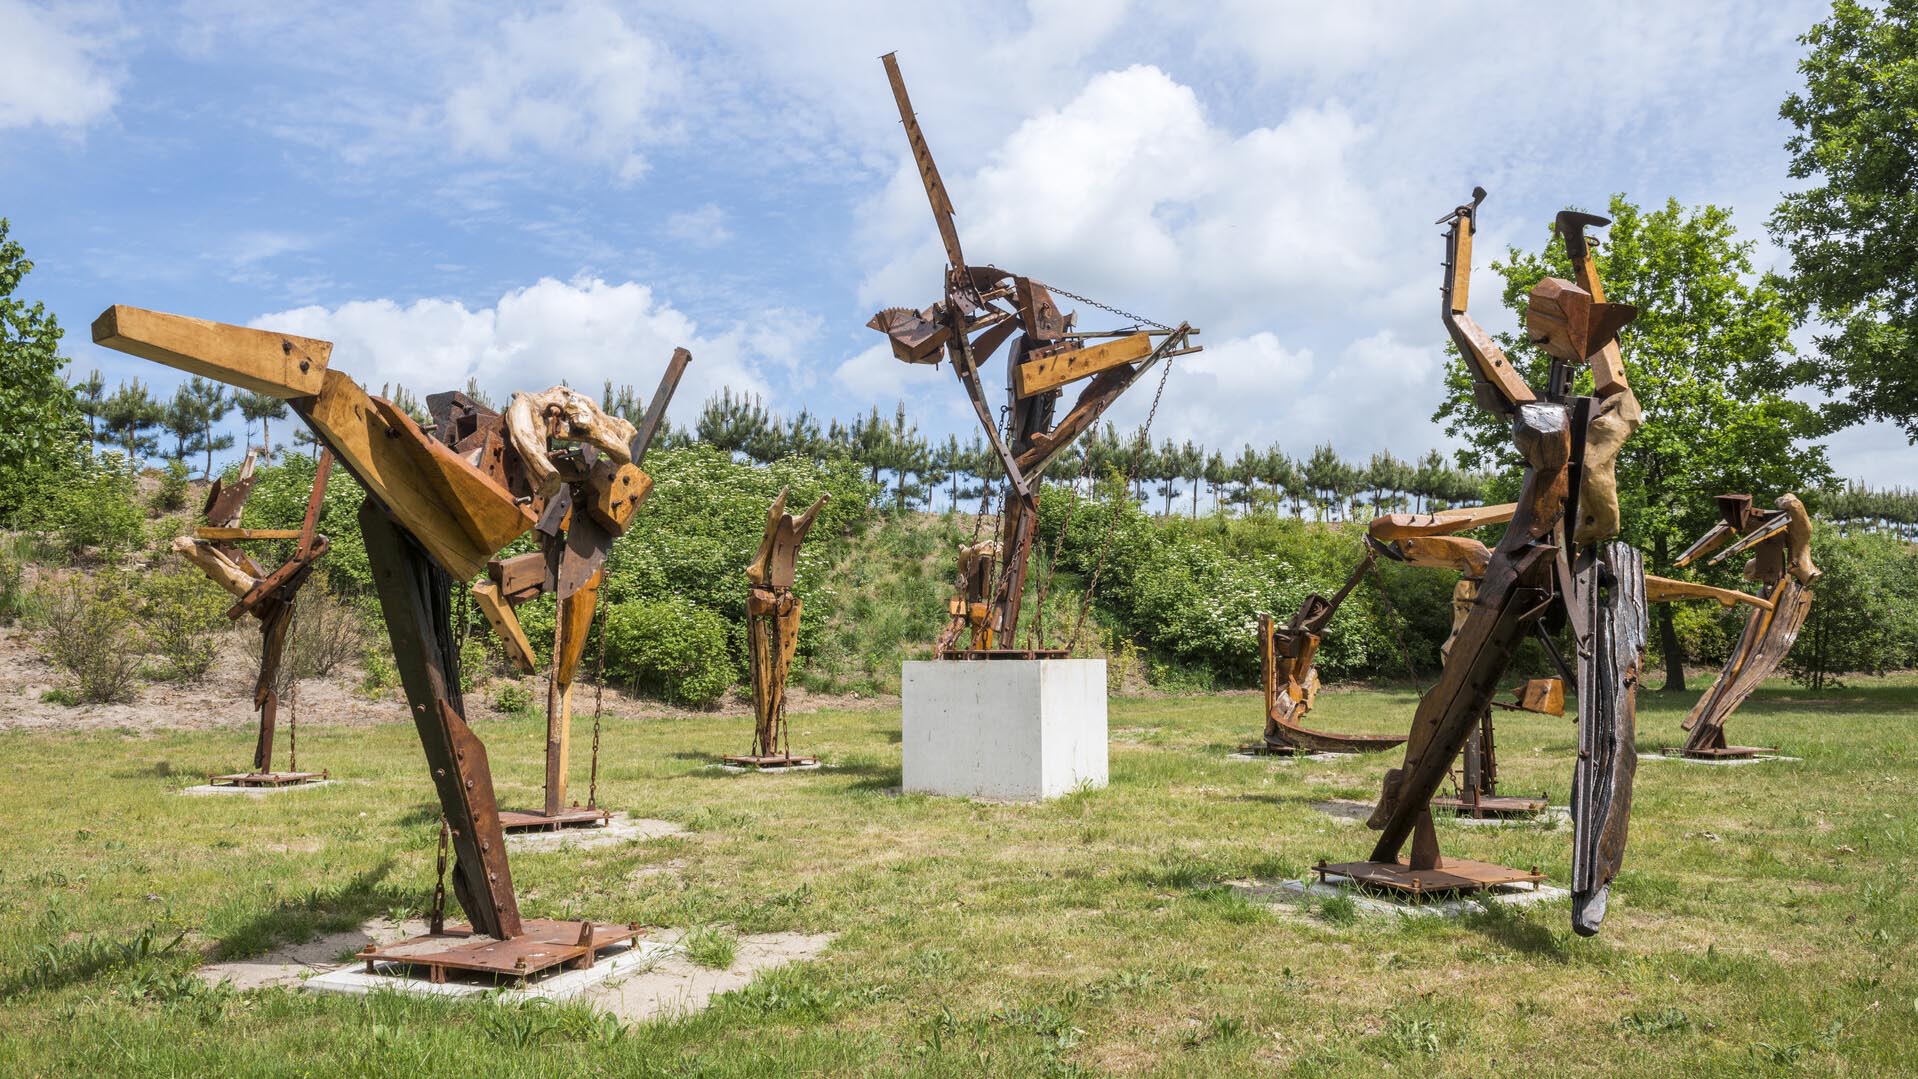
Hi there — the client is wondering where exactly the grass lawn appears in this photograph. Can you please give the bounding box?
[1,676,1915,1077]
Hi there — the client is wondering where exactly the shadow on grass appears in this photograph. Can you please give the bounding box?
[393,803,442,828]
[837,759,904,792]
[1458,897,1573,959]
[212,859,408,960]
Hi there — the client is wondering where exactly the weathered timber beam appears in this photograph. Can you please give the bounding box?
[1011,333,1152,399]
[91,305,330,399]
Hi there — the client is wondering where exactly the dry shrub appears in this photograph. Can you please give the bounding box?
[265,585,368,693]
[35,574,145,703]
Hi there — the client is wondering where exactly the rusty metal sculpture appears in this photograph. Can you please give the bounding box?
[1665,492,1821,758]
[1316,191,1649,935]
[1248,551,1408,755]
[724,488,828,769]
[172,445,335,786]
[870,52,1200,658]
[95,303,677,979]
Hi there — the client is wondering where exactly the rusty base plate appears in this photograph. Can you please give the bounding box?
[1314,857,1545,897]
[939,648,1071,660]
[497,806,612,833]
[356,919,641,985]
[208,770,329,787]
[1236,742,1304,757]
[721,753,819,769]
[1674,745,1773,760]
[1432,794,1549,819]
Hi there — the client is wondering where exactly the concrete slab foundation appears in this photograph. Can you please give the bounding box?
[901,658,1106,801]
[506,814,687,852]
[1231,875,1569,919]
[180,780,338,796]
[1645,753,1802,766]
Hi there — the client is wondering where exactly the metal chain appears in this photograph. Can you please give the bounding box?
[1030,279,1172,332]
[1068,350,1176,650]
[430,816,449,934]
[1028,421,1101,649]
[587,601,606,808]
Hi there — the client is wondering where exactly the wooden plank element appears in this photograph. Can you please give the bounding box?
[299,370,534,580]
[585,461,652,533]
[488,552,548,602]
[91,305,330,399]
[544,572,600,816]
[1644,575,1773,610]
[473,581,537,674]
[1369,502,1517,542]
[1011,333,1151,398]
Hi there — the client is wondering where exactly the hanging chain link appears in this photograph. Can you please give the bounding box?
[587,600,606,809]
[1068,348,1176,651]
[430,816,449,934]
[1030,279,1172,332]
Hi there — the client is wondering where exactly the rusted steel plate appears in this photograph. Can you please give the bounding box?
[1315,857,1545,896]
[356,919,640,982]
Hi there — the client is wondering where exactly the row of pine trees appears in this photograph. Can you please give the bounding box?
[66,371,1918,534]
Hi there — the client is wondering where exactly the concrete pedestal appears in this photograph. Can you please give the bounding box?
[901,659,1107,800]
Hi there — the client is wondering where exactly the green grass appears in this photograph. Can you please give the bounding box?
[1,676,1916,1076]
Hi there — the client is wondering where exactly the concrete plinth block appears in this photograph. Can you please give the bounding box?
[902,659,1107,801]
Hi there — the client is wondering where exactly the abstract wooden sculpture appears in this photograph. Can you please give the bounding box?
[1667,492,1821,758]
[434,357,686,832]
[95,304,675,976]
[1316,191,1648,935]
[725,488,828,769]
[172,444,335,786]
[871,52,1200,658]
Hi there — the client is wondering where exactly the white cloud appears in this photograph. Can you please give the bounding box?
[663,203,734,248]
[859,66,1386,336]
[442,1,678,177]
[252,276,772,413]
[0,1,121,129]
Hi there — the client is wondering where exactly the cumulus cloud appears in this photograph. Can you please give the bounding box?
[0,1,121,130]
[252,276,772,412]
[859,65,1387,337]
[442,1,677,179]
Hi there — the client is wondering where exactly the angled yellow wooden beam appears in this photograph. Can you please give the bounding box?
[195,527,304,541]
[1645,575,1773,611]
[1012,333,1152,399]
[95,305,534,579]
[91,305,330,399]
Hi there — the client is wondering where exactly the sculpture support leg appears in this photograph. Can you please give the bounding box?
[1570,542,1646,935]
[251,601,294,771]
[544,576,600,816]
[747,587,803,757]
[360,499,520,939]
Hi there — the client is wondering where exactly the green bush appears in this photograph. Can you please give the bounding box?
[137,566,231,682]
[1786,523,1918,689]
[33,574,144,702]
[20,458,145,563]
[150,460,191,514]
[602,596,733,706]
[490,681,533,715]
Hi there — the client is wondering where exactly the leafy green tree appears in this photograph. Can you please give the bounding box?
[1437,194,1829,689]
[1772,0,1918,439]
[163,383,203,465]
[187,376,234,477]
[0,219,85,517]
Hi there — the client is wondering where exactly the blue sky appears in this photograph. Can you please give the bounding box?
[1,0,1904,485]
